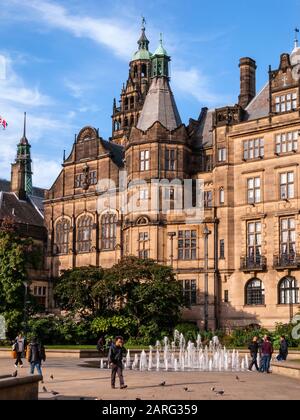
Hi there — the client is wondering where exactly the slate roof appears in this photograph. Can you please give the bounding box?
[196,108,215,147]
[244,83,270,121]
[0,192,44,227]
[0,179,45,199]
[137,77,182,132]
[102,140,125,168]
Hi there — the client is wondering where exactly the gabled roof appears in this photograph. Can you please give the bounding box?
[245,83,270,121]
[0,192,44,227]
[102,140,125,168]
[137,77,182,132]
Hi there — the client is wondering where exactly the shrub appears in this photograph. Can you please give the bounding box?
[174,322,199,342]
[91,315,138,340]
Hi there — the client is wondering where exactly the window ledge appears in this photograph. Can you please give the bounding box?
[243,305,267,308]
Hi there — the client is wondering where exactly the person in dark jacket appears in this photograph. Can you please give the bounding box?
[261,336,273,373]
[277,336,289,361]
[108,336,127,389]
[13,334,27,368]
[248,336,260,372]
[27,337,46,376]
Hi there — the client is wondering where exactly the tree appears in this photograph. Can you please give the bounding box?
[0,218,32,337]
[54,266,104,316]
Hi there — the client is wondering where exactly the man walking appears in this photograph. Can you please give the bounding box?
[27,337,46,377]
[261,336,273,373]
[248,336,260,372]
[108,336,127,390]
[277,336,289,362]
[13,333,26,368]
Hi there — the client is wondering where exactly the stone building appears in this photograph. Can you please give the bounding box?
[0,114,48,309]
[44,25,300,330]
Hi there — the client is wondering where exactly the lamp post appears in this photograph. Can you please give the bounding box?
[203,224,211,332]
[168,232,176,267]
[23,281,30,335]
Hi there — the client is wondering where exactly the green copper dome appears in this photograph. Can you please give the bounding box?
[153,35,169,57]
[132,49,152,61]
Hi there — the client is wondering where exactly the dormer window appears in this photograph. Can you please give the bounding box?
[275,92,297,113]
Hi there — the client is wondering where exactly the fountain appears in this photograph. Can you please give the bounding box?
[100,330,251,373]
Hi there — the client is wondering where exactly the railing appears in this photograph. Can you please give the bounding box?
[240,256,267,272]
[273,254,300,269]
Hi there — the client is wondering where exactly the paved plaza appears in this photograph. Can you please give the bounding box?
[1,357,300,400]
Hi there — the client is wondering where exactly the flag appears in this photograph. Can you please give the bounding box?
[0,116,8,129]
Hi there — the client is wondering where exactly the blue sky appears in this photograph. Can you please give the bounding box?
[0,0,299,188]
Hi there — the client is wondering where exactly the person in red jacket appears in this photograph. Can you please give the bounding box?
[261,336,273,373]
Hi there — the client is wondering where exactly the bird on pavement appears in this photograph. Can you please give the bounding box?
[159,381,166,387]
[42,386,48,393]
[50,374,54,380]
[216,390,225,396]
[235,376,240,381]
[183,387,189,392]
[210,387,215,392]
[12,371,18,378]
[51,391,60,396]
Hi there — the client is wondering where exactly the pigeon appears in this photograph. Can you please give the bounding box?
[210,387,215,392]
[235,376,240,381]
[42,386,48,393]
[183,387,189,392]
[51,391,60,396]
[12,370,18,378]
[50,374,54,380]
[216,390,225,396]
[136,397,141,400]
[159,381,166,387]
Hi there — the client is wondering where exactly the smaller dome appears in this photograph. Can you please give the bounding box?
[291,45,300,65]
[154,40,168,57]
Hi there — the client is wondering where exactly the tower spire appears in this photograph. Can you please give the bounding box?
[23,111,27,138]
[295,27,299,49]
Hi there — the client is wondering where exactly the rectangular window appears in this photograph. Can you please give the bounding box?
[220,240,225,259]
[178,231,197,260]
[75,174,84,188]
[224,290,229,303]
[182,280,197,306]
[243,138,264,160]
[204,191,213,208]
[247,221,262,261]
[140,150,150,171]
[138,232,149,259]
[280,217,296,256]
[276,131,298,154]
[165,149,176,171]
[140,188,149,201]
[247,177,261,204]
[218,148,227,162]
[89,171,97,185]
[280,172,294,200]
[275,92,297,113]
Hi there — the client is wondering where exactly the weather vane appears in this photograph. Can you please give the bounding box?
[295,27,299,45]
[141,16,146,30]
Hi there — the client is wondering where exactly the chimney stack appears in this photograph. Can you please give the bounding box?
[238,57,257,109]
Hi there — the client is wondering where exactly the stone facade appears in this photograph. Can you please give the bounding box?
[44,27,300,330]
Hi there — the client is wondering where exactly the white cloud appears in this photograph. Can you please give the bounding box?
[172,67,230,106]
[8,0,137,60]
[0,53,75,188]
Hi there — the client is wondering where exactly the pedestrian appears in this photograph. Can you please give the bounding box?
[277,336,289,362]
[248,336,260,372]
[13,333,27,369]
[261,336,273,373]
[108,336,127,390]
[27,337,46,377]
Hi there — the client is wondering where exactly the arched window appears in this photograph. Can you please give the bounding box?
[77,215,93,253]
[141,64,147,78]
[133,65,138,78]
[124,98,129,111]
[55,219,70,254]
[279,277,299,304]
[245,279,265,306]
[130,96,135,109]
[101,213,117,250]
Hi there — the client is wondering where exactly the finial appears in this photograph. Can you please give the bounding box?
[160,33,163,45]
[295,27,299,48]
[141,16,146,31]
[23,112,27,138]
[63,149,66,162]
